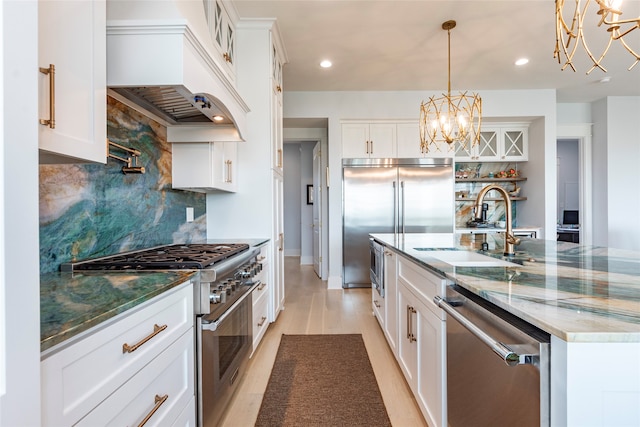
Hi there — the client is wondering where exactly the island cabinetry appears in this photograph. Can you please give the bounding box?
[38,0,106,164]
[396,255,447,427]
[455,124,528,162]
[383,248,398,356]
[252,244,270,355]
[41,282,194,427]
[342,122,396,158]
[172,142,237,193]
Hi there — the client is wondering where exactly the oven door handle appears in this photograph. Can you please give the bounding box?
[201,281,260,332]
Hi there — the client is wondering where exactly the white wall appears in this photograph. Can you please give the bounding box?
[283,144,301,256]
[602,97,640,250]
[1,1,41,425]
[283,89,556,287]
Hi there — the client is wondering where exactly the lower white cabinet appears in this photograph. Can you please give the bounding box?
[41,282,195,427]
[372,287,385,326]
[252,244,270,355]
[172,142,237,192]
[383,248,398,356]
[395,255,447,427]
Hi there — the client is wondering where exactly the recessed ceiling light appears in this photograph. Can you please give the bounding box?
[213,115,224,121]
[599,76,612,84]
[320,60,332,68]
[515,58,529,66]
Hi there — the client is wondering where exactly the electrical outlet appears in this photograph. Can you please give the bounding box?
[186,207,194,223]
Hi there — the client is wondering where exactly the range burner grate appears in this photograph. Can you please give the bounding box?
[67,243,250,270]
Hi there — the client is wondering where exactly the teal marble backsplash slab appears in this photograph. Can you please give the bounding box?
[39,97,206,273]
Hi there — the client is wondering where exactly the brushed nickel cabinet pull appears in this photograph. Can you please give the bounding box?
[277,149,283,168]
[122,324,167,353]
[39,64,55,128]
[370,140,373,153]
[137,394,168,427]
[279,233,284,252]
[365,140,369,154]
[257,316,267,327]
[276,85,282,93]
[258,282,267,291]
[408,306,417,343]
[374,300,381,308]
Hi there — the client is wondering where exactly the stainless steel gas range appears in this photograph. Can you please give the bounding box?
[62,242,263,427]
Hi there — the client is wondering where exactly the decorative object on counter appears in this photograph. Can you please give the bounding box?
[555,0,640,73]
[107,139,145,174]
[419,20,482,152]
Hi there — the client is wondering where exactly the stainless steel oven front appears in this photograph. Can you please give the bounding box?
[369,238,384,298]
[197,293,252,427]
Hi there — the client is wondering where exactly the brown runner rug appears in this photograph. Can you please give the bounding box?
[255,334,392,427]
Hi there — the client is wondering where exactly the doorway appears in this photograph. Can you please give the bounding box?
[557,125,592,246]
[557,139,580,243]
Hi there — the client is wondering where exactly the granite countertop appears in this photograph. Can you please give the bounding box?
[40,270,197,353]
[371,233,640,343]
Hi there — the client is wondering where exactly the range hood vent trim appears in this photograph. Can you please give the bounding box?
[107,20,249,142]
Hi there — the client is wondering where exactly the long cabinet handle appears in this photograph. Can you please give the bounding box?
[370,140,373,154]
[279,233,284,251]
[408,305,417,343]
[406,305,411,340]
[137,394,168,427]
[400,181,406,235]
[277,149,283,168]
[39,64,55,128]
[122,324,167,354]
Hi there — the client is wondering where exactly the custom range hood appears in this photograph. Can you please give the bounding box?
[106,0,249,142]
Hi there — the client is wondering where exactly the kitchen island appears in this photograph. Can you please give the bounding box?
[371,232,640,427]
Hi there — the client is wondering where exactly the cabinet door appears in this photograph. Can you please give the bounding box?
[270,173,285,321]
[397,282,418,391]
[397,122,454,158]
[171,142,236,193]
[372,288,385,326]
[342,123,370,158]
[38,0,106,164]
[368,123,396,158]
[383,249,398,355]
[476,129,500,161]
[206,0,236,81]
[500,127,528,161]
[416,303,447,427]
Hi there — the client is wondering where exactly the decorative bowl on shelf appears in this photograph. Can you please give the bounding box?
[509,187,521,197]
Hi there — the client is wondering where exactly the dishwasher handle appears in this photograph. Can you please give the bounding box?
[435,295,525,367]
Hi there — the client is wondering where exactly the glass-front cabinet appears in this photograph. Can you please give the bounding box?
[203,0,236,82]
[455,124,528,162]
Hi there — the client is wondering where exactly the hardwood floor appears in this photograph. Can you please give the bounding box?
[220,256,428,427]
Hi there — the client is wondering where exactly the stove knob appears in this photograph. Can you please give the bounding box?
[210,291,221,304]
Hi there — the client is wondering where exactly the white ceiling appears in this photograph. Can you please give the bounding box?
[233,0,640,104]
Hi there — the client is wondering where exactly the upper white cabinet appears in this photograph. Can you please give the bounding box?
[272,42,284,174]
[172,142,237,193]
[342,122,396,158]
[203,0,236,82]
[38,0,106,164]
[455,124,528,162]
[397,121,455,159]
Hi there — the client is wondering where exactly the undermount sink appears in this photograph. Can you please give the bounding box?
[415,249,520,267]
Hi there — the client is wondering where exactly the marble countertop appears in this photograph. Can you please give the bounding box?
[40,270,196,353]
[371,233,640,343]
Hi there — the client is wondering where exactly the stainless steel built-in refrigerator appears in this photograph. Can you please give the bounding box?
[342,158,454,288]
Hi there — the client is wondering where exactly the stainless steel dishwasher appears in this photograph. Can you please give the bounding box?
[435,284,550,427]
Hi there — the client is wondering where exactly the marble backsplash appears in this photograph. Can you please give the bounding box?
[455,162,522,228]
[39,97,206,274]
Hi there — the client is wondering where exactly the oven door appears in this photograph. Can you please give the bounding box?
[369,239,384,298]
[197,294,252,427]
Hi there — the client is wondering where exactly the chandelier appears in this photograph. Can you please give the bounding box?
[555,0,640,73]
[420,20,482,154]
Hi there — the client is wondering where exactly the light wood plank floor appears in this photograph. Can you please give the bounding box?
[219,257,428,427]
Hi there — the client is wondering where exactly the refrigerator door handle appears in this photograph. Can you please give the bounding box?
[393,181,398,236]
[400,180,405,235]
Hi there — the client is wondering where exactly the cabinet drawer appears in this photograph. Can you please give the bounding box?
[252,279,269,307]
[41,283,193,426]
[76,330,194,426]
[398,257,446,319]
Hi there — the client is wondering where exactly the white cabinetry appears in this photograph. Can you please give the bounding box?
[41,282,194,427]
[455,124,528,162]
[396,256,447,427]
[342,122,396,158]
[397,122,454,159]
[38,0,106,164]
[203,0,236,82]
[272,172,285,320]
[252,244,270,355]
[383,248,398,355]
[172,142,237,192]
